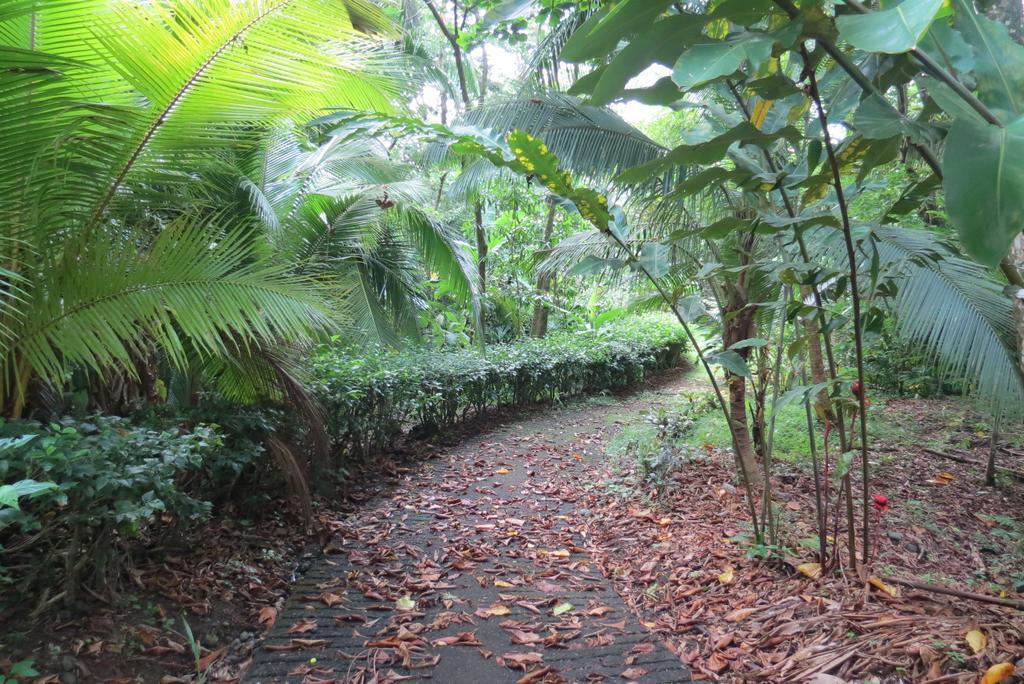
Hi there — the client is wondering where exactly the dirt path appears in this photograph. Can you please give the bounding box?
[246,368,700,683]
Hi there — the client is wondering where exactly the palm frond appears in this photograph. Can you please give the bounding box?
[394,208,478,305]
[517,8,597,93]
[5,214,333,394]
[873,227,1024,416]
[1,0,406,250]
[455,93,665,181]
[343,264,404,347]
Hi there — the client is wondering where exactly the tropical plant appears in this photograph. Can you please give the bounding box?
[0,0,406,416]
[455,0,1024,568]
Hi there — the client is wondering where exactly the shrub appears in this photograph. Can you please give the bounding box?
[310,316,687,467]
[860,326,967,398]
[0,417,224,607]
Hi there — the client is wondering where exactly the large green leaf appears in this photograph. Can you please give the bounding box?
[709,0,776,25]
[709,350,752,378]
[616,122,801,185]
[0,479,56,510]
[852,94,940,143]
[637,243,671,279]
[917,76,986,124]
[952,0,1024,118]
[919,20,975,75]
[482,0,534,25]
[835,0,944,54]
[559,0,674,63]
[672,35,772,89]
[589,14,707,105]
[942,115,1024,265]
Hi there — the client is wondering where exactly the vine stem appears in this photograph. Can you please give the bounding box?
[803,46,872,566]
[600,227,762,539]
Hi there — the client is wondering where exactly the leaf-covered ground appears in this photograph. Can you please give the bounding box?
[6,367,1024,682]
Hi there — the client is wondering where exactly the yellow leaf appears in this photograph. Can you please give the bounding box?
[718,567,734,584]
[981,663,1015,684]
[867,576,900,598]
[485,603,511,616]
[495,468,510,475]
[658,517,672,526]
[396,596,416,611]
[927,471,956,485]
[552,601,574,616]
[706,17,728,39]
[542,548,570,558]
[797,563,822,579]
[966,629,987,654]
[751,98,773,130]
[493,580,514,588]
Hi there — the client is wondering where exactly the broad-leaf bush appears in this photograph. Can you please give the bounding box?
[0,418,227,605]
[310,316,687,464]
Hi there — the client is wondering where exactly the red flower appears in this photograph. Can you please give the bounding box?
[872,494,890,512]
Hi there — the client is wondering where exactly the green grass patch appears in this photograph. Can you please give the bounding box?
[688,395,924,463]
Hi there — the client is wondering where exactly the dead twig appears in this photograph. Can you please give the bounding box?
[882,576,1024,610]
[923,447,1024,482]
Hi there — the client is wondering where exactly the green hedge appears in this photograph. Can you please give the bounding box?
[309,316,687,461]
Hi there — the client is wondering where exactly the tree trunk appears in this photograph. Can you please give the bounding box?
[1012,235,1024,376]
[475,201,486,292]
[986,421,1000,487]
[987,0,1023,42]
[478,33,489,106]
[531,202,557,337]
[801,285,830,415]
[722,286,760,485]
[751,346,769,458]
[728,373,761,485]
[988,4,1024,379]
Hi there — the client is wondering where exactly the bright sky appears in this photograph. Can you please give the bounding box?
[611,64,673,127]
[414,45,673,130]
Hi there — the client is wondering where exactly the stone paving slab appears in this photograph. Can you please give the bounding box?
[247,379,691,684]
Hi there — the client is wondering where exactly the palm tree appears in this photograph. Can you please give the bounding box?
[233,127,480,346]
[0,0,407,416]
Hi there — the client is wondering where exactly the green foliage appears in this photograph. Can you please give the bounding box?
[943,116,1024,265]
[862,327,966,397]
[0,0,409,413]
[0,660,39,684]
[310,316,686,463]
[0,415,258,601]
[835,0,945,54]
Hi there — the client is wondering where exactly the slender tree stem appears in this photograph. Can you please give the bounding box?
[422,0,471,107]
[805,47,872,567]
[797,319,828,564]
[725,78,851,559]
[762,285,791,544]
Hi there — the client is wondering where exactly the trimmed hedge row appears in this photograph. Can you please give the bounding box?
[309,316,687,461]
